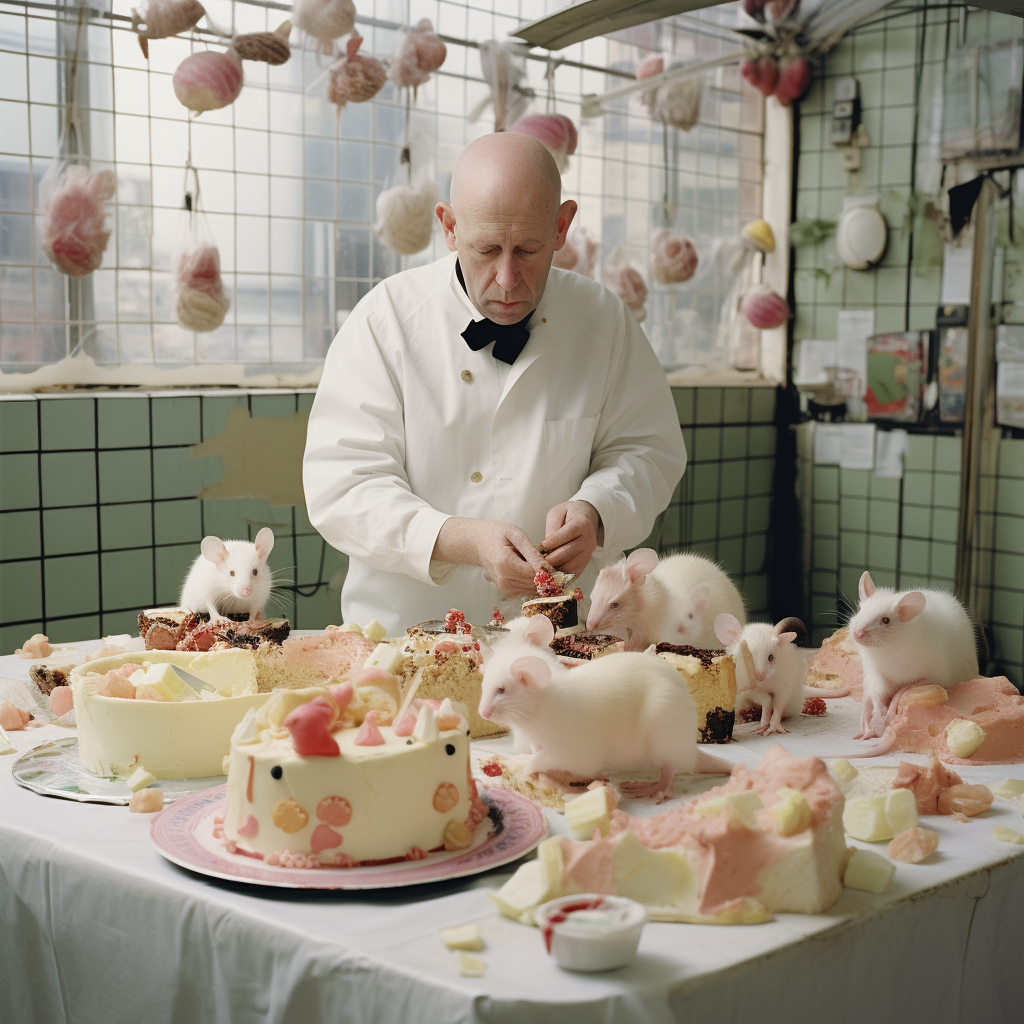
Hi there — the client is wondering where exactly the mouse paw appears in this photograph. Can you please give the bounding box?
[762,725,789,736]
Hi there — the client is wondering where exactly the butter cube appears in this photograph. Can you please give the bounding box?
[131,663,196,702]
[990,779,1024,801]
[363,618,388,643]
[456,953,486,977]
[337,622,364,634]
[488,859,559,919]
[770,787,812,837]
[945,719,986,758]
[126,766,156,792]
[843,848,895,894]
[438,924,485,951]
[565,786,615,840]
[843,795,892,842]
[829,759,859,786]
[884,788,920,835]
[695,790,765,830]
[992,825,1024,845]
[364,642,404,674]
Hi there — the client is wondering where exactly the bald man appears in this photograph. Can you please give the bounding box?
[303,132,687,633]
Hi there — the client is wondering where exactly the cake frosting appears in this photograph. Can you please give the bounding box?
[221,685,487,866]
[806,627,864,699]
[71,650,271,778]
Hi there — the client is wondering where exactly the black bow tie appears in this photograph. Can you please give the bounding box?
[456,260,533,365]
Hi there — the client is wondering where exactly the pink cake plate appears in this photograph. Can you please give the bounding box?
[151,785,548,889]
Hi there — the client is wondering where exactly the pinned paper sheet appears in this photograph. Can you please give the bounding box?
[837,310,874,391]
[874,429,908,479]
[941,245,972,306]
[795,340,838,385]
[812,422,875,469]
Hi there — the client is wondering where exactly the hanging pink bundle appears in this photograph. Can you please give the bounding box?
[552,223,598,278]
[173,48,243,112]
[131,0,205,58]
[605,263,648,323]
[741,284,790,329]
[739,55,811,106]
[40,163,116,278]
[177,244,230,332]
[650,229,698,284]
[389,18,446,89]
[292,0,355,54]
[509,113,578,173]
[328,36,386,110]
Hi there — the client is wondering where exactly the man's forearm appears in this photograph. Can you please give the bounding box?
[432,518,481,566]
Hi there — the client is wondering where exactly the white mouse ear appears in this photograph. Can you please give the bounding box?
[714,613,742,647]
[201,536,229,565]
[254,527,274,560]
[523,615,555,648]
[510,656,552,688]
[896,591,926,623]
[691,584,710,614]
[859,571,875,602]
[624,548,659,584]
[775,631,798,646]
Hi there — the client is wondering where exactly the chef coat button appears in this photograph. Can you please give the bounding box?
[470,471,483,483]
[461,370,473,383]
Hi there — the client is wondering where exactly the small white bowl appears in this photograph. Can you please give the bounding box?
[535,894,646,972]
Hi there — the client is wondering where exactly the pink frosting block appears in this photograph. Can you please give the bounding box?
[393,712,416,737]
[237,814,260,838]
[310,823,343,854]
[283,697,340,757]
[48,686,74,717]
[354,712,384,746]
[807,629,864,700]
[0,702,31,731]
[327,681,354,715]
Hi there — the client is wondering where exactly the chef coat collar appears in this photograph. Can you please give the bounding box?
[456,260,533,365]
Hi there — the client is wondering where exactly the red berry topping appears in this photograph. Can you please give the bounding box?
[534,569,562,597]
[443,608,472,634]
[802,696,827,716]
[490,606,506,625]
[572,587,584,602]
[482,762,503,777]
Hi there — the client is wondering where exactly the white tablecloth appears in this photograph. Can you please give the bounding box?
[3,645,1024,1024]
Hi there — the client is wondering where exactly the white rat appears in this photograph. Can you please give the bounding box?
[586,548,746,651]
[848,571,979,741]
[713,613,841,736]
[179,527,275,622]
[478,615,734,797]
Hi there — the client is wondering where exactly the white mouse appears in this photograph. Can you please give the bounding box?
[179,528,275,622]
[848,571,979,740]
[714,614,812,736]
[478,615,734,797]
[586,548,746,651]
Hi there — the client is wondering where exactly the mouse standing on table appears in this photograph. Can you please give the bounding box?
[478,615,734,798]
[849,571,979,740]
[714,614,816,736]
[179,527,275,622]
[586,548,746,652]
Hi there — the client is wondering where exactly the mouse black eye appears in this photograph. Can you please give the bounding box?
[768,653,774,662]
[252,568,258,576]
[229,570,235,577]
[882,616,890,625]
[611,602,618,609]
[496,685,505,694]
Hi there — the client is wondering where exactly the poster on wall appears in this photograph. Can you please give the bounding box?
[865,331,926,422]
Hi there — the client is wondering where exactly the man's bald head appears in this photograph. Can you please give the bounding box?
[436,132,577,325]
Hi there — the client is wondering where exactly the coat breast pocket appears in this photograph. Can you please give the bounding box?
[543,414,600,502]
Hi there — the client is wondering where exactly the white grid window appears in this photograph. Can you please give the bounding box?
[0,0,762,373]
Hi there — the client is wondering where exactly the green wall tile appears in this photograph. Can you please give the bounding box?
[0,560,41,622]
[103,609,144,636]
[841,530,866,565]
[691,502,718,543]
[672,388,695,425]
[152,446,218,500]
[101,548,155,610]
[295,586,341,630]
[202,395,249,439]
[870,568,897,588]
[250,394,298,419]
[98,398,150,449]
[720,467,747,500]
[930,541,957,580]
[716,538,742,578]
[742,574,768,615]
[993,588,1024,626]
[815,502,838,537]
[100,502,153,551]
[691,462,719,497]
[0,621,43,656]
[99,449,152,503]
[869,499,899,535]
[0,510,40,560]
[748,458,774,495]
[153,498,203,545]
[0,400,38,452]
[695,389,722,424]
[993,625,1024,666]
[932,472,961,508]
[748,426,775,458]
[692,428,721,463]
[868,533,897,570]
[722,389,751,424]
[814,537,838,570]
[869,475,900,501]
[155,543,195,604]
[900,538,929,575]
[999,439,1024,479]
[996,515,1024,553]
[934,435,961,469]
[151,396,201,446]
[902,504,931,538]
[840,469,870,497]
[43,507,98,556]
[47,615,101,645]
[995,551,1024,590]
[718,497,745,537]
[297,393,315,414]
[747,495,770,529]
[40,452,96,508]
[40,398,94,450]
[721,425,746,459]
[749,389,775,422]
[0,453,40,510]
[903,470,933,505]
[840,496,867,531]
[814,466,838,501]
[745,532,767,573]
[998,478,1024,515]
[44,554,99,619]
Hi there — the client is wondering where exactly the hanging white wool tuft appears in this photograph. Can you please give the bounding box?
[292,0,355,53]
[375,179,437,255]
[605,262,648,323]
[650,229,698,284]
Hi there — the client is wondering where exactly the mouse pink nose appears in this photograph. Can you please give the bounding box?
[241,585,252,597]
[755,670,766,682]
[479,705,491,720]
[853,627,866,642]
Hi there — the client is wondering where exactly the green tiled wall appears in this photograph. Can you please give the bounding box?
[0,387,777,652]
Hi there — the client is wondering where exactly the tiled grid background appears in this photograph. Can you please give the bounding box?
[794,4,1024,687]
[0,386,777,651]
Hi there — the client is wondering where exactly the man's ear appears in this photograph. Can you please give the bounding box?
[436,201,457,252]
[554,199,577,251]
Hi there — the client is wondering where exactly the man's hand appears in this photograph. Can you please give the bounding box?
[539,500,603,575]
[433,518,550,597]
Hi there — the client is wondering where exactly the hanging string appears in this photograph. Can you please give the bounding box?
[661,121,672,227]
[400,89,412,183]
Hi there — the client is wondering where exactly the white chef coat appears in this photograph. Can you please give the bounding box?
[303,251,687,634]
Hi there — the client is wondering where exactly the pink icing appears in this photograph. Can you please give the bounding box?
[327,681,354,716]
[807,630,864,700]
[892,757,963,813]
[0,702,31,731]
[393,712,416,737]
[316,795,352,826]
[310,823,343,854]
[48,686,74,717]
[237,814,259,838]
[354,711,384,746]
[283,697,340,757]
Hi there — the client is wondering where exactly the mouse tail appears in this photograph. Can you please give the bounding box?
[803,682,851,700]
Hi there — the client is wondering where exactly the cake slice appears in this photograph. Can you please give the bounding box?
[653,644,736,744]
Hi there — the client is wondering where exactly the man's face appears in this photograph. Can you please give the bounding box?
[437,196,576,325]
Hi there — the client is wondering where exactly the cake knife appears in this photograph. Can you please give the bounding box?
[168,664,212,693]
